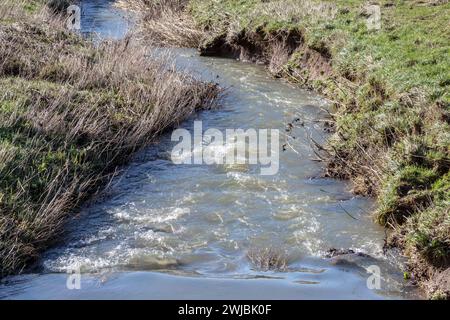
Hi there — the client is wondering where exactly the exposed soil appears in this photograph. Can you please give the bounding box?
[199,29,333,82]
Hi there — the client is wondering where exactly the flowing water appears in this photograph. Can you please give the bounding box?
[0,0,421,299]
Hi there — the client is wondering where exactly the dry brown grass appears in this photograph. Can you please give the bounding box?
[0,1,219,276]
[268,40,292,77]
[247,247,288,271]
[250,0,337,25]
[119,0,205,47]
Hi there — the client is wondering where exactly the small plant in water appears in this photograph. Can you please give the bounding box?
[247,247,288,271]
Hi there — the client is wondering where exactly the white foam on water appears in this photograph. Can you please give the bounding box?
[43,254,116,273]
[114,207,190,224]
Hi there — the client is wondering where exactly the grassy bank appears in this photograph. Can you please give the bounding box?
[131,0,449,298]
[0,0,219,276]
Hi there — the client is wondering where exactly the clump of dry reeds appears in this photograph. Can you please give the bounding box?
[247,247,288,271]
[0,1,219,276]
[119,0,205,47]
[268,39,293,77]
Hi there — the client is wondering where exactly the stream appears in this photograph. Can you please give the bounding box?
[0,0,421,299]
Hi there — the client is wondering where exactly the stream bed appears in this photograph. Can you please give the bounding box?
[0,0,421,299]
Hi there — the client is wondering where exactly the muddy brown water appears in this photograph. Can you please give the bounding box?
[0,0,422,299]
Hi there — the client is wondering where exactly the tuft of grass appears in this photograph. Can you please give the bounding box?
[404,173,450,268]
[247,247,288,271]
[377,166,438,225]
[0,0,219,276]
